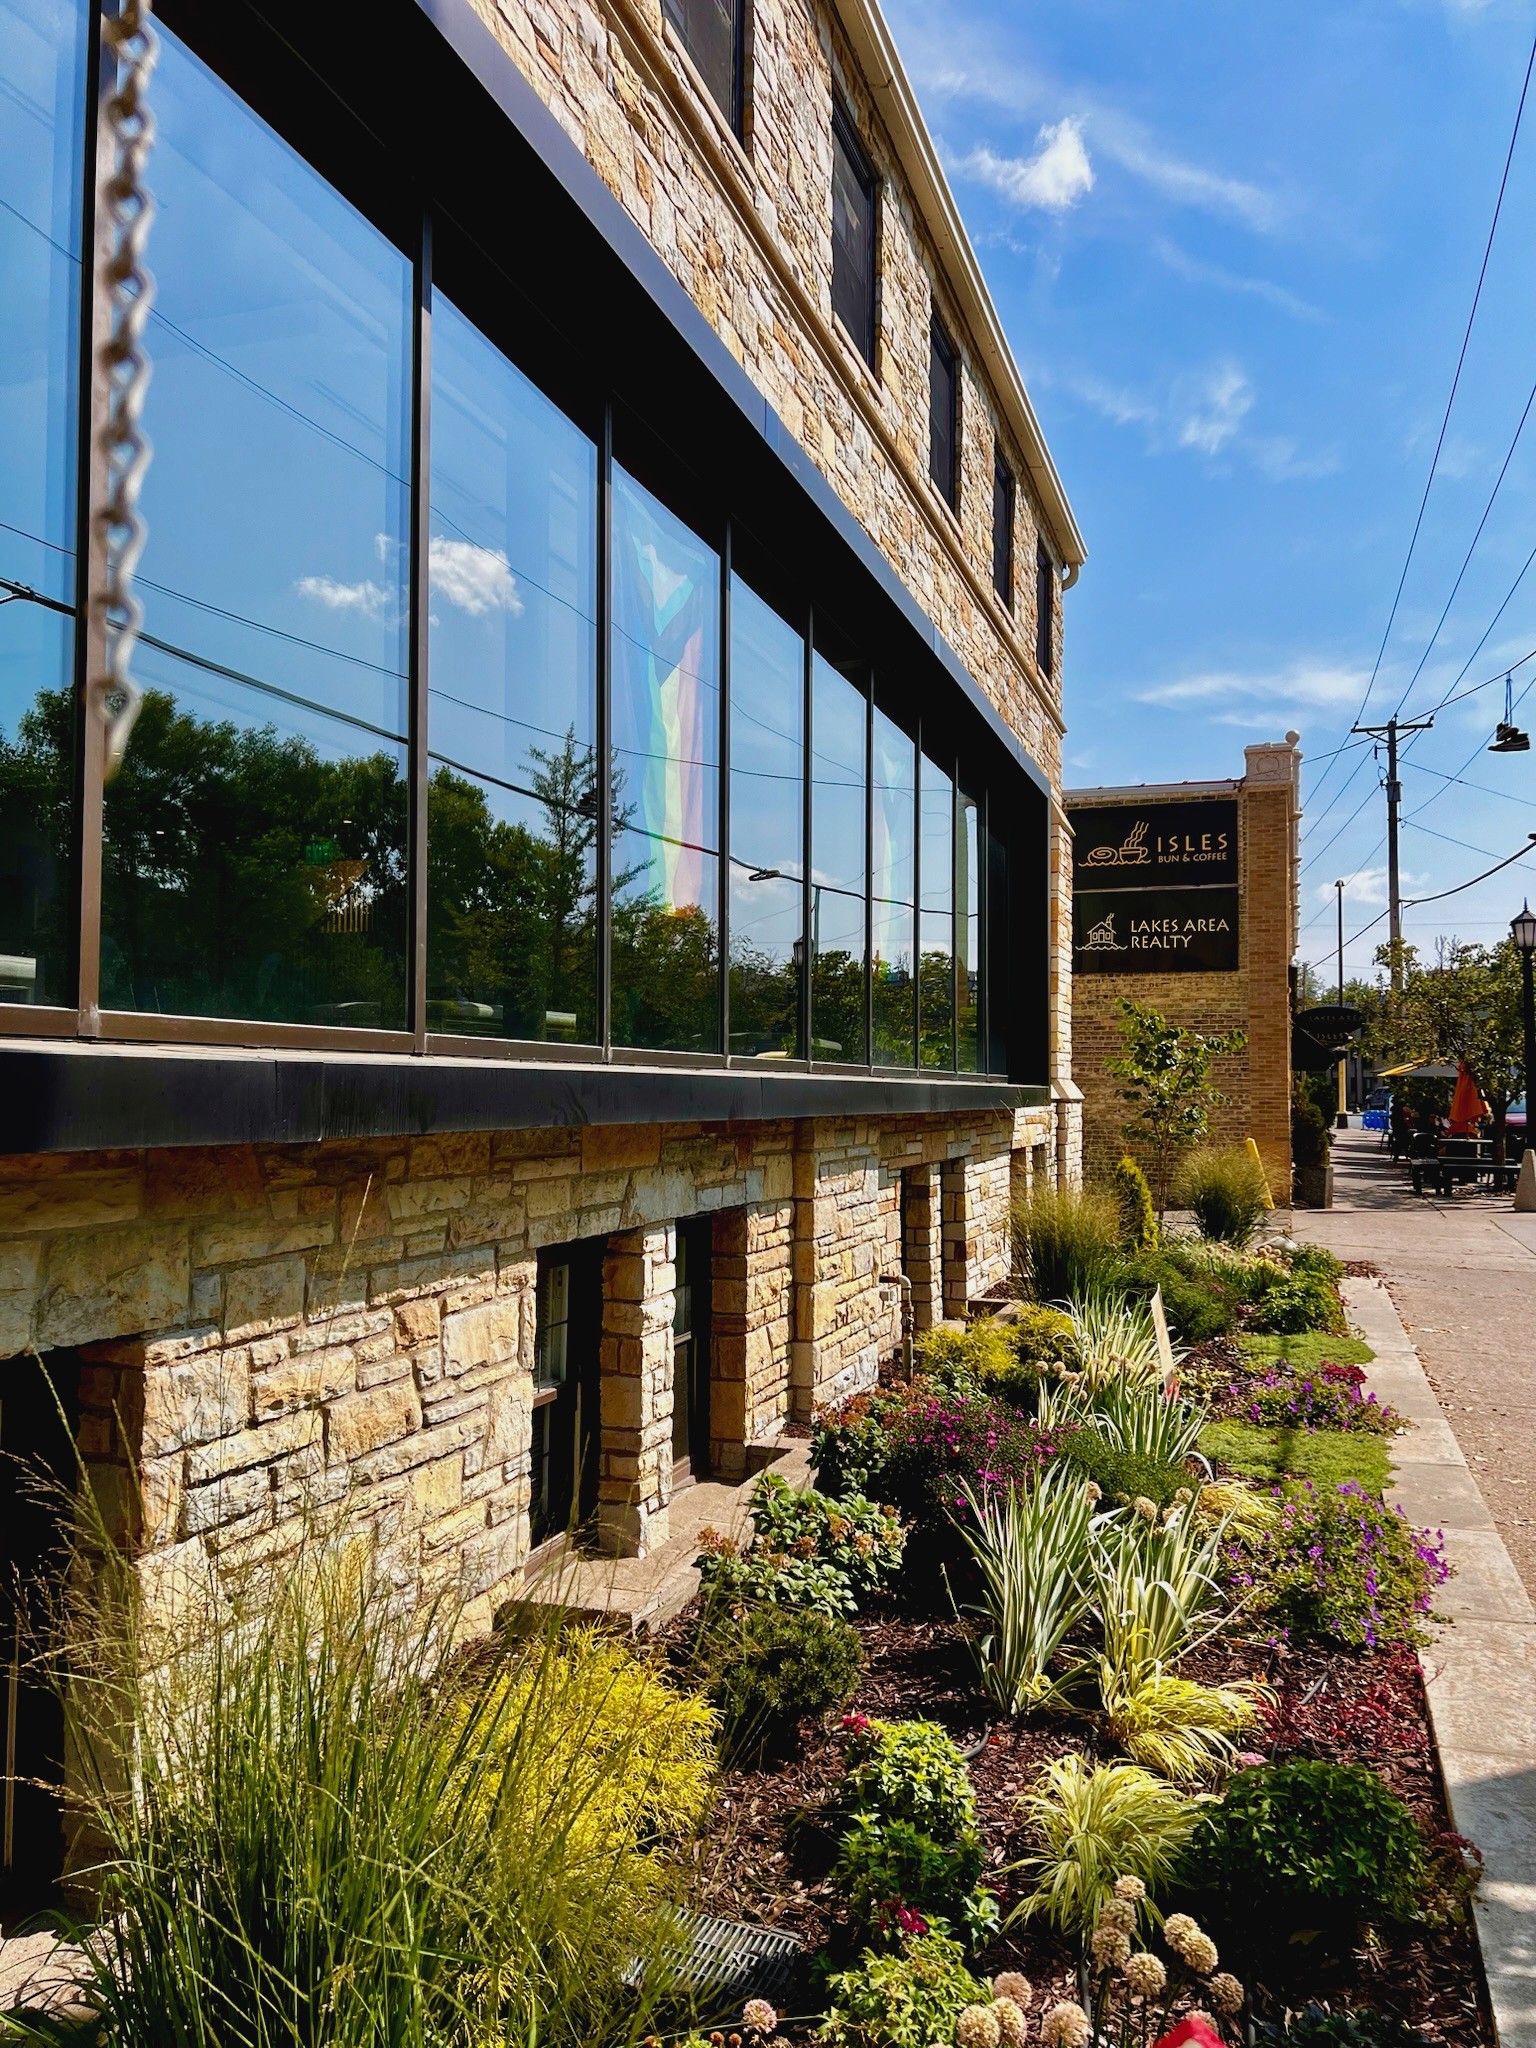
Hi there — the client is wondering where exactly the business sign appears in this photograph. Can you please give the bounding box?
[1069,798,1238,891]
[1074,889,1240,974]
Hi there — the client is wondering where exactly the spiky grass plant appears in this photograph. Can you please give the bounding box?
[1006,1754,1205,1937]
[954,1466,1101,1716]
[40,1508,710,2048]
[1175,1146,1271,1247]
[1097,1666,1267,1783]
[1091,1377,1207,1469]
[1012,1184,1126,1304]
[1068,1291,1167,1393]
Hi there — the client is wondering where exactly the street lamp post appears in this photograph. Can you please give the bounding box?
[1335,878,1349,1129]
[1513,902,1536,1137]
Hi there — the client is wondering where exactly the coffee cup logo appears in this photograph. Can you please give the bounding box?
[1084,819,1150,868]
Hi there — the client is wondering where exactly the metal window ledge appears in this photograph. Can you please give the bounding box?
[0,1038,1039,1155]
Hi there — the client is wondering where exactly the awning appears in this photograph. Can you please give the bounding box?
[1375,1059,1459,1081]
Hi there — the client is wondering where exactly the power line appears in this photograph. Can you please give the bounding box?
[1305,26,1536,816]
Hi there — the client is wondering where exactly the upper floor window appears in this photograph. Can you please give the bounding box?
[1035,539,1056,679]
[991,448,1014,608]
[662,0,745,136]
[929,315,958,511]
[831,97,877,365]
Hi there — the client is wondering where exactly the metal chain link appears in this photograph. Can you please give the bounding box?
[93,0,159,778]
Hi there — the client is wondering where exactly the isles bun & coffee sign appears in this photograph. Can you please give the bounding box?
[1068,797,1239,975]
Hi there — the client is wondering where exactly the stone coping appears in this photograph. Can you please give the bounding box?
[1346,1275,1536,2048]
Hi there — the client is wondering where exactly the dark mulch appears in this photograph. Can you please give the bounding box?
[664,1602,1493,2046]
[1342,1258,1383,1278]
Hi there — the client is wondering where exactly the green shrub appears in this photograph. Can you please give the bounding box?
[1010,1302,1081,1366]
[839,1716,977,1840]
[1248,1269,1347,1336]
[1177,1144,1271,1247]
[818,1932,988,2048]
[1292,1085,1332,1173]
[1200,1420,1391,1493]
[1193,1760,1429,1927]
[829,1812,992,1944]
[817,1383,1053,1535]
[914,1318,1044,1404]
[696,1475,905,1615]
[1255,1481,1449,1650]
[695,1603,862,1758]
[1259,2007,1434,2048]
[1012,1181,1125,1302]
[1007,1752,1203,1937]
[1127,1251,1242,1342]
[1054,1425,1189,1508]
[1113,1155,1159,1251]
[1285,1242,1345,1284]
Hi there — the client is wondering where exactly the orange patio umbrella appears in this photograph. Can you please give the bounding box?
[1447,1060,1490,1135]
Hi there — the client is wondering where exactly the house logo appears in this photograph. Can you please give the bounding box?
[1082,911,1124,952]
[1083,819,1151,868]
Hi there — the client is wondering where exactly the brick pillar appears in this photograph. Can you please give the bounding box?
[901,1164,943,1330]
[710,1200,794,1478]
[598,1223,674,1558]
[941,1157,970,1320]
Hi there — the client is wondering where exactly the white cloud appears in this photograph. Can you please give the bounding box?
[1315,866,1429,907]
[295,574,392,619]
[954,119,1094,213]
[1151,238,1325,321]
[1095,123,1279,232]
[1138,660,1368,719]
[429,537,523,616]
[1175,363,1253,455]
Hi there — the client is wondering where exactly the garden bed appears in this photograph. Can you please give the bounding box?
[671,1608,1491,2046]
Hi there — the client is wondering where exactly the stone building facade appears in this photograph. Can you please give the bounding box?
[1068,740,1303,1201]
[0,0,1085,1804]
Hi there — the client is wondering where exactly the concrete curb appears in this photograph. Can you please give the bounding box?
[1345,1276,1536,2048]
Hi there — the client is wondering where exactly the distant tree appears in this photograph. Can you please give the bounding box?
[1373,937,1526,1165]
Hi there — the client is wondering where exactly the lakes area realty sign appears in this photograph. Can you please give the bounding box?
[1068,798,1240,975]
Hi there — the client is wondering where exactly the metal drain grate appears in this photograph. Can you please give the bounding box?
[632,1909,803,2013]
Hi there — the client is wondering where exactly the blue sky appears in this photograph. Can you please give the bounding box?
[884,0,1536,983]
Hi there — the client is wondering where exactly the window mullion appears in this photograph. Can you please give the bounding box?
[409,206,432,1052]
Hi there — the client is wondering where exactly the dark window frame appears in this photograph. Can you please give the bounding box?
[928,313,959,512]
[830,95,878,366]
[991,446,1014,609]
[660,0,747,139]
[1035,538,1056,679]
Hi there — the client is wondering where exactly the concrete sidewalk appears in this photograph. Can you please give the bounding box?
[1295,1126,1536,1600]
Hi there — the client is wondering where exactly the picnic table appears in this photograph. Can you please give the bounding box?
[1409,1135,1520,1196]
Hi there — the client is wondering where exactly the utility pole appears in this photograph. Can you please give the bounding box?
[1335,879,1349,1127]
[1351,714,1434,992]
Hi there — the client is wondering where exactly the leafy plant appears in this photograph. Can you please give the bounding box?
[915,1318,1045,1405]
[1107,999,1247,1217]
[1248,1270,1347,1336]
[829,1812,993,1946]
[818,1932,989,2048]
[955,1465,1099,1714]
[838,1716,978,1840]
[1051,1426,1190,1510]
[1257,2006,1435,2048]
[1009,1303,1083,1367]
[1251,1481,1450,1650]
[827,1385,1055,1535]
[1007,1753,1204,1936]
[693,1602,862,1759]
[694,1539,858,1616]
[1192,1760,1430,1927]
[1113,1154,1159,1251]
[1012,1181,1126,1301]
[1177,1145,1271,1247]
[695,1476,905,1616]
[1198,1420,1391,1495]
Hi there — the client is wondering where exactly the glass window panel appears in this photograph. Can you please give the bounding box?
[427,296,599,1044]
[728,576,802,1058]
[610,465,721,1053]
[661,0,741,132]
[810,652,866,1063]
[831,100,876,364]
[958,787,981,1072]
[102,27,411,1026]
[929,319,958,510]
[918,749,953,1069]
[0,0,85,600]
[0,0,84,1006]
[871,704,915,1067]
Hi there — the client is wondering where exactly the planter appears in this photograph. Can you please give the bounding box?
[1294,1160,1333,1208]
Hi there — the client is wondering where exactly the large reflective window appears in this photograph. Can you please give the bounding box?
[871,705,915,1067]
[427,298,598,1044]
[958,784,981,1072]
[810,653,867,1063]
[0,0,86,1005]
[918,748,954,1068]
[728,578,802,1057]
[100,28,412,1028]
[610,467,721,1052]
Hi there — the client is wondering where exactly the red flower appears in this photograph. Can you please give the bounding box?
[1155,2020,1224,2048]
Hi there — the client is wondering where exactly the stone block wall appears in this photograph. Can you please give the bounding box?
[0,1102,1056,1606]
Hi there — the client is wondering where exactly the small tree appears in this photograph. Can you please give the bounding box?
[1106,998,1247,1218]
[1112,1155,1158,1251]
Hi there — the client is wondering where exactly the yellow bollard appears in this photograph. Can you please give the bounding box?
[1246,1136,1274,1210]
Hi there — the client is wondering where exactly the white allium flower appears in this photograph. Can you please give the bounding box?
[1098,1896,1136,1934]
[1133,1496,1158,1521]
[1184,1933,1219,1976]
[956,2004,1002,2048]
[992,1996,1028,2048]
[1162,1911,1200,1953]
[742,1999,778,2034]
[1041,2002,1092,2048]
[1112,1874,1147,1903]
[1124,1952,1167,1998]
[992,1973,1032,2007]
[1208,1973,1244,2016]
[1090,1923,1132,1972]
